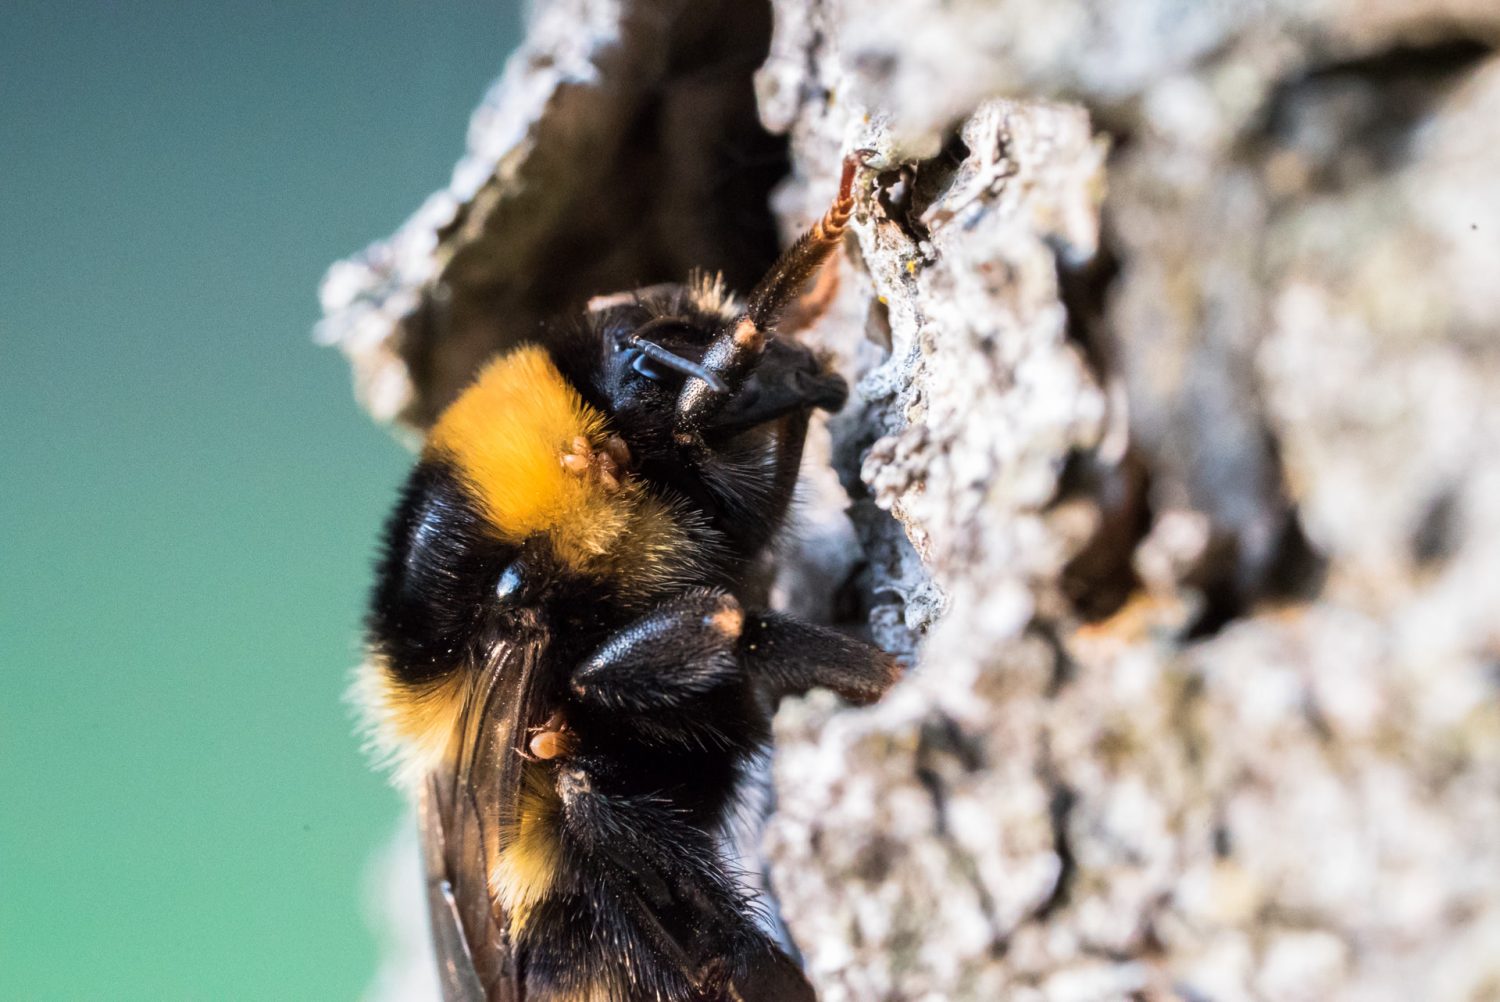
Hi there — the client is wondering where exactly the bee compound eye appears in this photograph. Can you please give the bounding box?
[495,562,527,605]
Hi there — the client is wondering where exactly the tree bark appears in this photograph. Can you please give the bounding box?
[323,3,1500,999]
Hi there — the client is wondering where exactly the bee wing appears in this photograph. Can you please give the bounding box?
[419,783,490,1002]
[420,640,544,1002]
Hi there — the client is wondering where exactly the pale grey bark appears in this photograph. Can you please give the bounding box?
[324,3,1500,999]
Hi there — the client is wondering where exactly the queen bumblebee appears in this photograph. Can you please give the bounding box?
[357,156,899,1001]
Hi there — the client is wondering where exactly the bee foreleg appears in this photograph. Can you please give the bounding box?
[739,611,902,705]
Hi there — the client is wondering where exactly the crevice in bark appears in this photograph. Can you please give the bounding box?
[1038,783,1078,922]
[837,456,934,657]
[915,713,1009,956]
[1257,496,1328,604]
[872,129,971,248]
[1156,35,1492,636]
[1033,768,1078,923]
[831,365,937,656]
[1257,36,1493,193]
[1056,448,1152,623]
[1411,485,1462,568]
[1052,225,1146,624]
[1176,426,1328,638]
[906,130,973,233]
[1054,222,1122,384]
[1064,42,1496,639]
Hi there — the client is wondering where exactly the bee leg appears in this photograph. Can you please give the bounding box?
[569,589,746,715]
[740,611,902,705]
[676,155,862,433]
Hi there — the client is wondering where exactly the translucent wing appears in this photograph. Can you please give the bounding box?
[419,787,489,1002]
[419,640,544,1002]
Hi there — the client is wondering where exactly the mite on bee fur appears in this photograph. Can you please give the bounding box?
[356,154,900,1002]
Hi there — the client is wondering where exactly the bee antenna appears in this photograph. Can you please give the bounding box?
[743,154,860,329]
[629,325,730,393]
[675,153,864,429]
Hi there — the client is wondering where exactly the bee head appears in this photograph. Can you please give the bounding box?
[558,277,846,559]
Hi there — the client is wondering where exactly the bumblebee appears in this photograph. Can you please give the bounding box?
[358,157,899,1002]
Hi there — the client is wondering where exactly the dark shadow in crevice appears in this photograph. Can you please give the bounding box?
[1057,448,1153,623]
[1033,781,1077,921]
[1258,503,1328,604]
[1052,224,1152,624]
[871,128,971,248]
[1054,222,1123,381]
[1411,485,1462,569]
[906,130,972,225]
[1178,516,1326,641]
[1255,36,1492,195]
[1182,429,1329,640]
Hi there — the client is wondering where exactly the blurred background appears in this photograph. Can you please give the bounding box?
[1,3,520,998]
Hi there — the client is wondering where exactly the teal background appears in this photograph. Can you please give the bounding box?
[1,3,521,998]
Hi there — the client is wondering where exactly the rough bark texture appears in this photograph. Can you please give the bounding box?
[323,2,1500,999]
